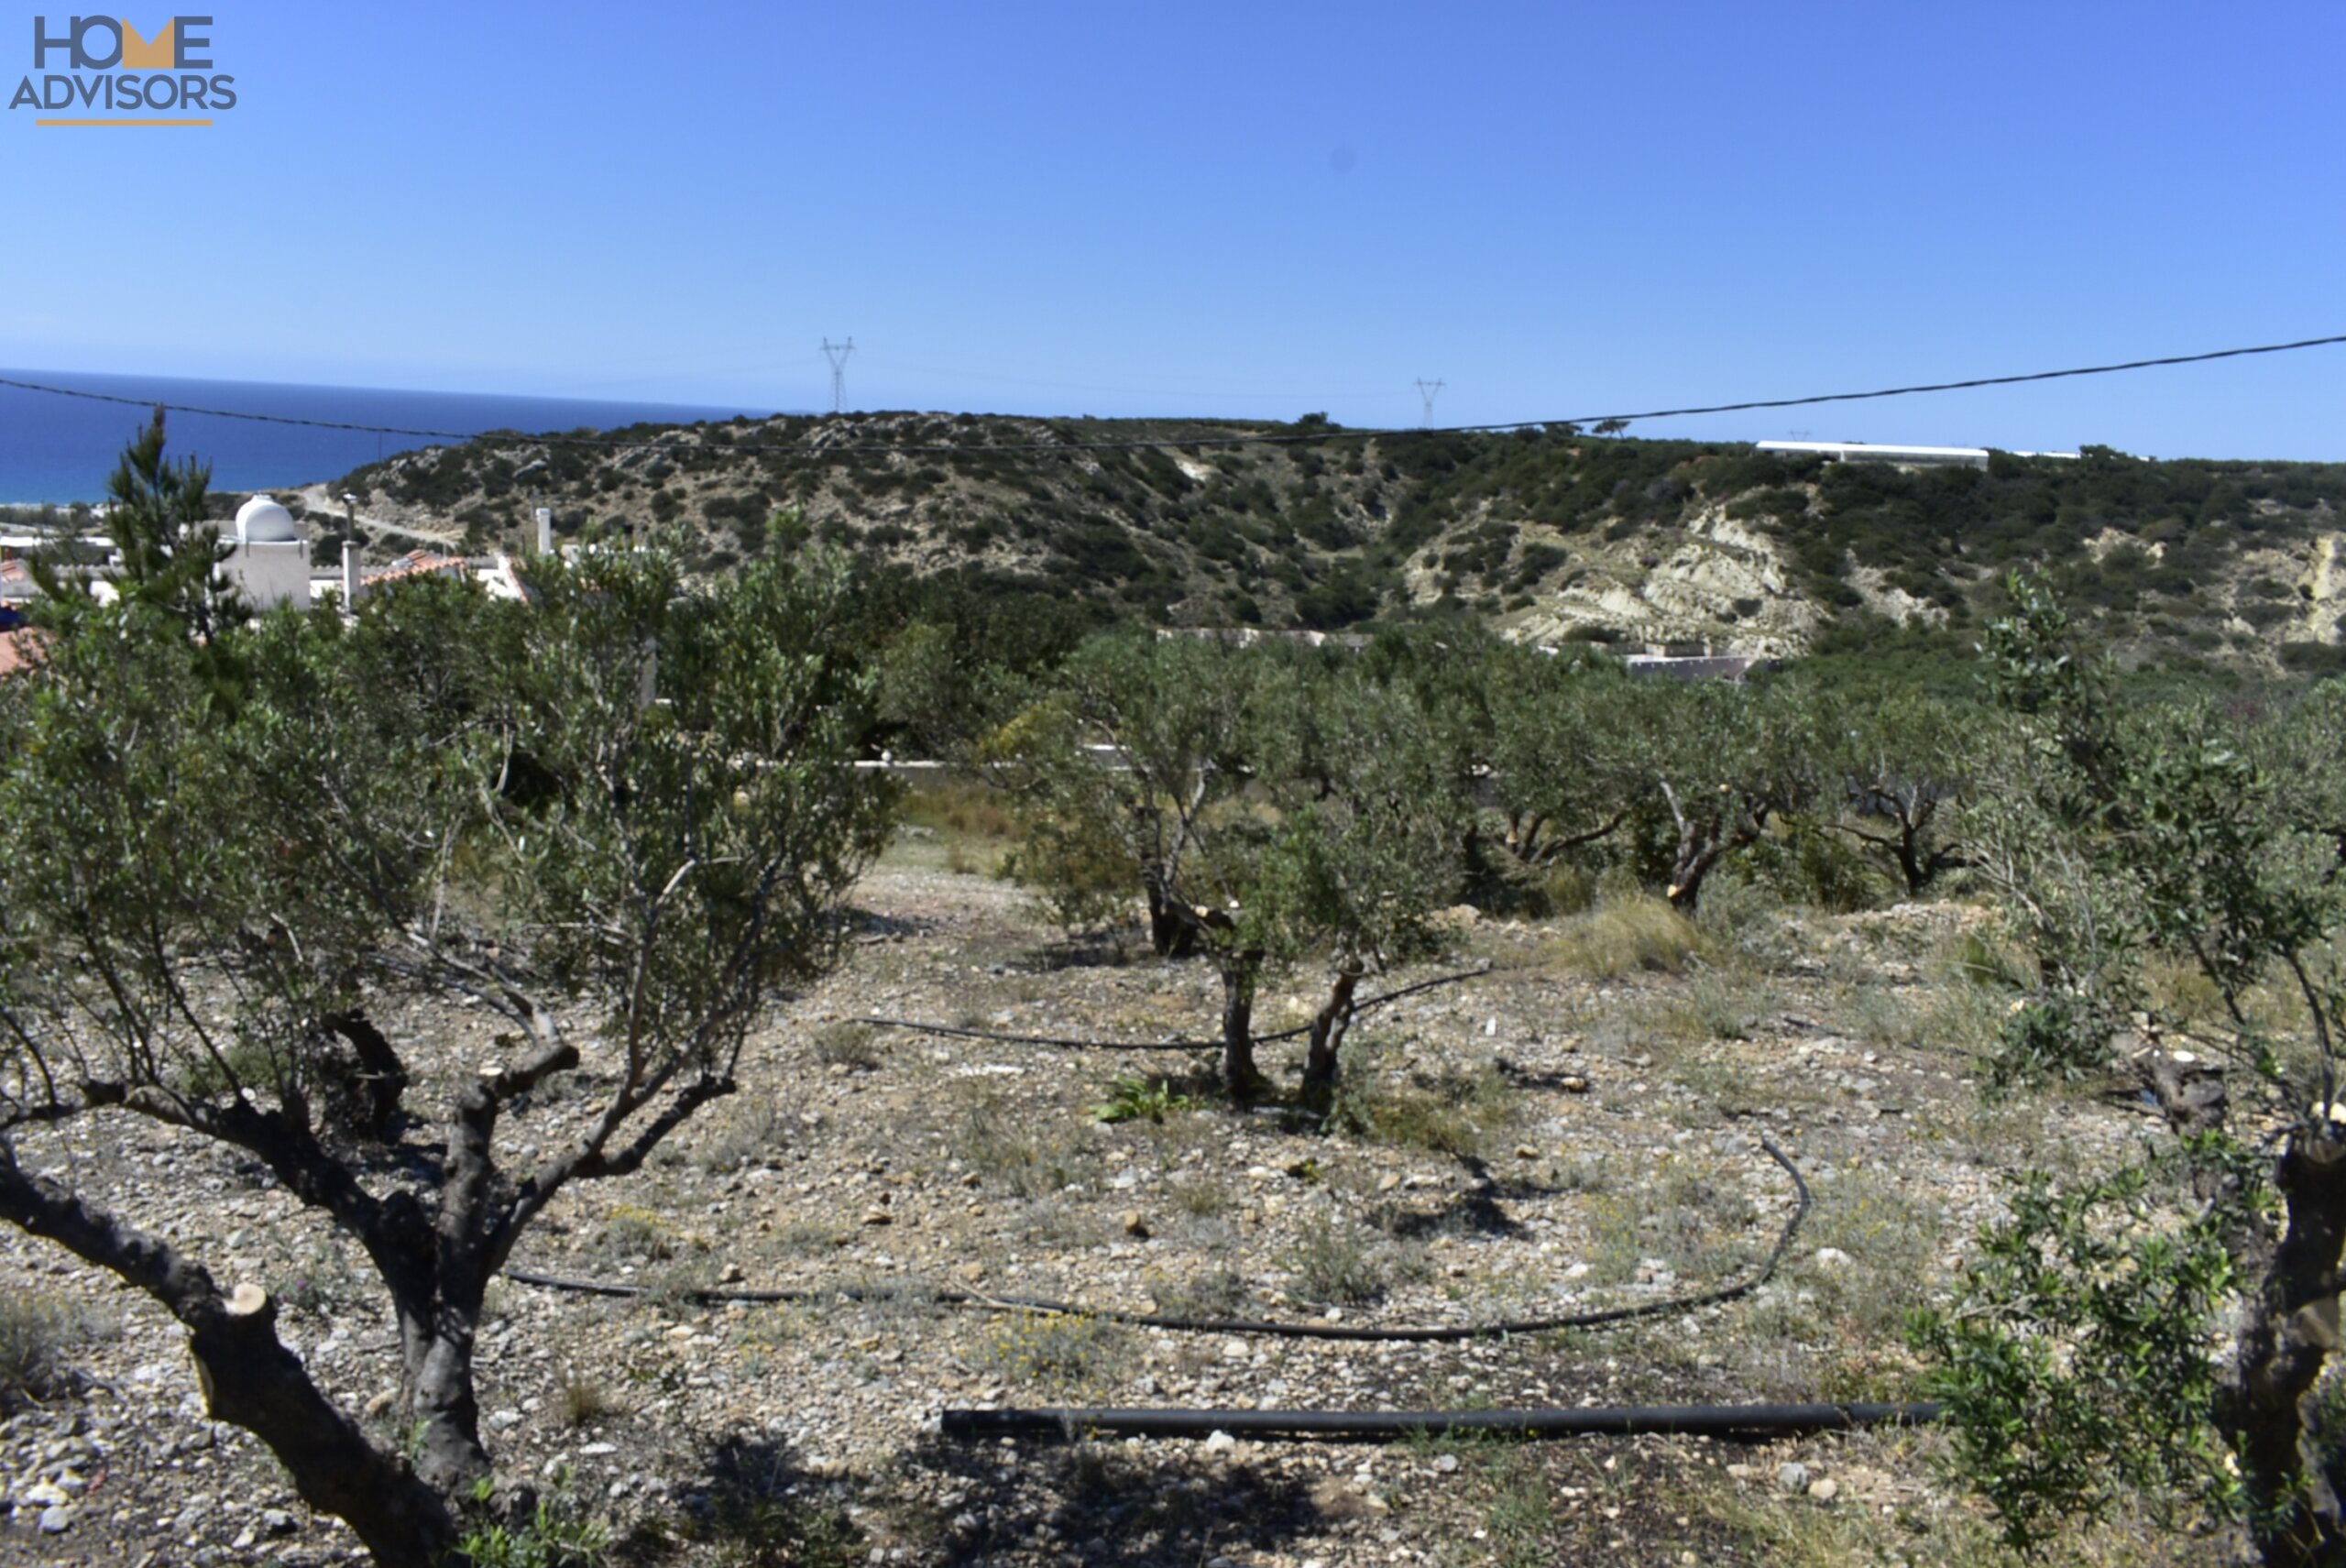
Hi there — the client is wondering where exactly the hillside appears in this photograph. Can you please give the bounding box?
[300,414,2346,670]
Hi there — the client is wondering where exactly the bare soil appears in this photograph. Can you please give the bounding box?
[0,847,2202,1566]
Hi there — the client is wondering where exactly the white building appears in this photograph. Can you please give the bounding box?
[222,496,311,611]
[1754,440,2079,469]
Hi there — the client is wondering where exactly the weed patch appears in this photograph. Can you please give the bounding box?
[974,1312,1127,1394]
[1549,896,1706,979]
[899,776,1019,842]
[1328,1049,1520,1157]
[1278,1214,1400,1306]
[694,1095,790,1174]
[1091,1074,1197,1124]
[0,1292,110,1409]
[659,1436,867,1568]
[597,1204,676,1262]
[275,1240,364,1319]
[811,1022,884,1072]
[1146,1265,1248,1318]
[947,1086,1099,1199]
[1580,1151,1763,1285]
[1655,973,1770,1044]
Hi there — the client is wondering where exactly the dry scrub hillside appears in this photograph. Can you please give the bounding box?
[274,418,2346,671]
[1,821,2209,1567]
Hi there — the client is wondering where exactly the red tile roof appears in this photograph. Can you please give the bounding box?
[364,550,471,587]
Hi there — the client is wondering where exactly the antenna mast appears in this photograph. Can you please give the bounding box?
[1414,378,1444,428]
[821,337,855,415]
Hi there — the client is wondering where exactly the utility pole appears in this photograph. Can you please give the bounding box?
[338,491,362,606]
[821,338,855,415]
[1414,378,1444,428]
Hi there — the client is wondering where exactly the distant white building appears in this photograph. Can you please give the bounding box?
[222,496,311,611]
[1755,440,2078,469]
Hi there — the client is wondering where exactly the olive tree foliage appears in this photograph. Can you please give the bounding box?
[981,631,1261,959]
[1241,661,1464,1109]
[0,547,891,1568]
[1628,677,1820,912]
[986,635,1464,1104]
[1916,574,2346,1567]
[1358,626,1638,888]
[2252,677,2346,885]
[1356,623,1504,845]
[1480,643,1643,873]
[1810,685,1979,896]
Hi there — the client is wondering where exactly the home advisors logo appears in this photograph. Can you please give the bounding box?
[12,15,236,125]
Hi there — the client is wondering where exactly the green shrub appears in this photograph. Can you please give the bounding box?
[455,1471,610,1568]
[1910,1161,2241,1552]
[1987,987,2124,1090]
[2281,641,2346,677]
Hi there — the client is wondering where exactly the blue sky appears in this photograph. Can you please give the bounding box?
[5,1,2343,457]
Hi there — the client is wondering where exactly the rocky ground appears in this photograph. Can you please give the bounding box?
[0,833,2206,1566]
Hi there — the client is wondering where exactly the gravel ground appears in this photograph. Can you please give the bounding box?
[0,854,2182,1566]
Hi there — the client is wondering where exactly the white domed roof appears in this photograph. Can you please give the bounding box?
[235,495,301,543]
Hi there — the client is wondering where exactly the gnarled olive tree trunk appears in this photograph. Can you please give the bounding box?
[1217,958,1268,1100]
[0,1145,461,1568]
[2217,1129,2346,1567]
[1298,964,1365,1116]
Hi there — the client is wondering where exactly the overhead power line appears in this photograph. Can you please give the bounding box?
[3,332,2341,460]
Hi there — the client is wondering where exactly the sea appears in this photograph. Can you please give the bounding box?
[0,367,782,505]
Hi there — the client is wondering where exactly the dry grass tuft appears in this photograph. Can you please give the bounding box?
[811,1022,884,1071]
[1547,895,1707,979]
[947,1085,1099,1199]
[0,1293,110,1409]
[1278,1214,1412,1307]
[555,1363,630,1427]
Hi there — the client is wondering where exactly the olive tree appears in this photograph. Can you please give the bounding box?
[1360,627,1642,907]
[1241,661,1464,1110]
[981,631,1261,959]
[2252,677,2346,883]
[1917,576,2346,1566]
[989,637,1462,1103]
[1811,685,1979,896]
[1482,643,1642,872]
[0,543,890,1567]
[1627,676,1818,912]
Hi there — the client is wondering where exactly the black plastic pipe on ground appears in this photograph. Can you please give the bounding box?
[940,1402,1944,1443]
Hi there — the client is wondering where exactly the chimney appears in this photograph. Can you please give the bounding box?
[342,537,363,607]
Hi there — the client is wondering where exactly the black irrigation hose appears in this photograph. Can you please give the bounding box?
[850,966,1493,1054]
[505,1135,1811,1344]
[939,1401,1945,1443]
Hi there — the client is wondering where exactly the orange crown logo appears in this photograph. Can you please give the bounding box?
[120,19,176,70]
